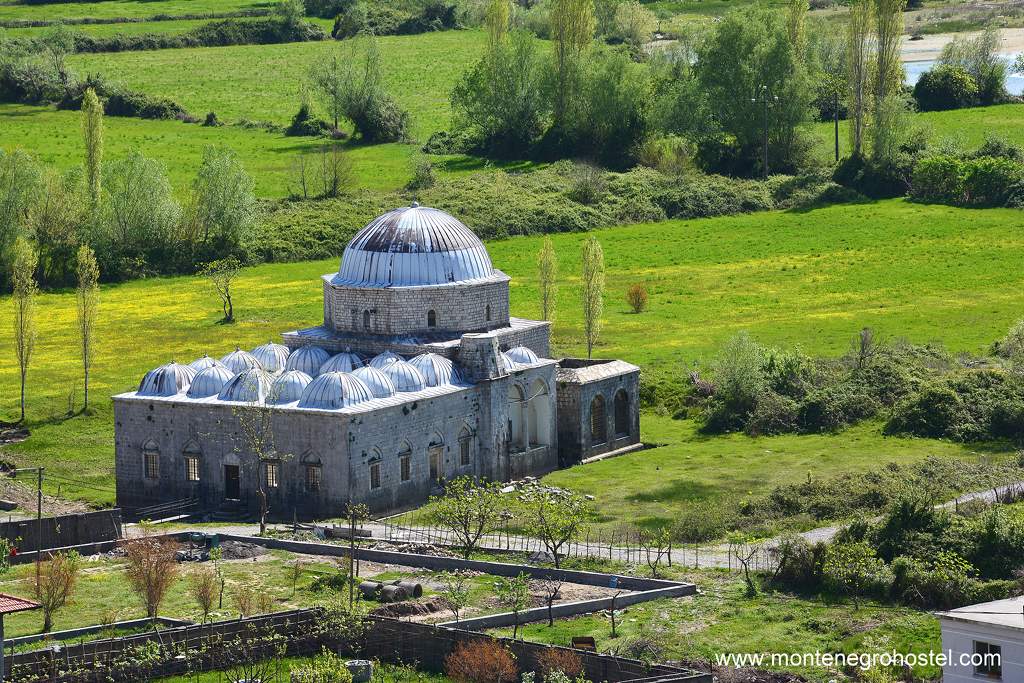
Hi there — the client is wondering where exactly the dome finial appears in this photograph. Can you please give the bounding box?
[411,201,420,208]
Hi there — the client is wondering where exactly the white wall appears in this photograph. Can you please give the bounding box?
[941,618,1024,683]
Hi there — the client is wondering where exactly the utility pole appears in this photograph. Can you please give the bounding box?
[751,85,777,179]
[834,88,840,162]
[10,468,44,593]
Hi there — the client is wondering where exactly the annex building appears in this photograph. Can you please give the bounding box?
[114,205,640,518]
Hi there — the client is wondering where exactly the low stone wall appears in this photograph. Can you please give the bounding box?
[1,509,122,553]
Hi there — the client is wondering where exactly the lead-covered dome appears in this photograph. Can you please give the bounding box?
[268,370,312,405]
[218,367,274,403]
[320,348,364,374]
[352,366,396,399]
[189,355,224,372]
[138,362,196,397]
[381,360,426,393]
[298,372,374,410]
[334,205,493,287]
[187,365,235,398]
[408,353,460,387]
[286,345,330,377]
[369,351,403,369]
[505,346,540,366]
[252,341,290,374]
[221,347,262,375]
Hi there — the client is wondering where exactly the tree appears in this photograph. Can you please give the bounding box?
[36,550,80,632]
[549,0,595,129]
[625,283,647,313]
[27,169,84,286]
[439,570,471,622]
[522,487,591,568]
[189,565,217,623]
[538,236,558,322]
[939,27,1007,105]
[726,531,760,597]
[430,476,504,559]
[210,546,226,608]
[41,25,75,98]
[0,150,42,291]
[639,526,671,578]
[200,256,241,323]
[485,0,511,50]
[580,235,604,358]
[123,532,181,618]
[11,237,38,423]
[188,147,256,254]
[231,389,291,535]
[496,572,531,639]
[535,578,563,626]
[706,331,766,431]
[869,0,904,161]
[309,51,346,132]
[913,65,978,111]
[273,0,306,30]
[81,87,103,209]
[822,541,888,610]
[785,0,806,50]
[612,1,655,47]
[75,246,99,411]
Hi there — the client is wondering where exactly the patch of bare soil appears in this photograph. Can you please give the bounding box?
[0,479,90,517]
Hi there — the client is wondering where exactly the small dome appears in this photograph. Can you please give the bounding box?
[285,345,330,377]
[369,351,404,369]
[505,346,540,366]
[189,355,225,372]
[252,341,290,374]
[321,348,364,374]
[298,372,374,410]
[218,367,274,403]
[409,353,460,387]
[352,366,396,399]
[138,362,196,397]
[335,205,494,287]
[186,365,235,398]
[221,347,263,374]
[268,370,312,405]
[501,352,520,372]
[381,360,427,393]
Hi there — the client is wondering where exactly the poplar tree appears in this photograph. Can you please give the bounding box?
[538,236,558,322]
[580,235,604,359]
[550,0,595,128]
[76,245,99,411]
[870,0,905,161]
[846,0,872,156]
[12,237,38,423]
[81,87,103,209]
[485,0,511,51]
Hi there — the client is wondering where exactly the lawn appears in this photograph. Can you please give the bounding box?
[1,199,1022,506]
[491,567,943,682]
[68,30,487,139]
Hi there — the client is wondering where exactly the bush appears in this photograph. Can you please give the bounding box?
[745,391,800,436]
[286,103,331,136]
[625,283,648,313]
[566,163,608,205]
[407,155,436,191]
[291,648,355,683]
[963,156,1024,207]
[445,641,518,683]
[534,649,583,679]
[911,155,966,204]
[833,154,911,199]
[912,65,978,111]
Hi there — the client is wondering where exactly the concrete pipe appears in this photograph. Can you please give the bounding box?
[379,585,409,603]
[396,581,423,598]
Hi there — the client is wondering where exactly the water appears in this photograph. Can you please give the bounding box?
[904,52,1024,96]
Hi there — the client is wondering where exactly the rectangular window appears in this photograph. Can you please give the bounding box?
[144,451,159,479]
[265,462,279,489]
[370,463,381,490]
[460,439,471,466]
[974,641,1002,680]
[185,456,200,482]
[305,464,321,492]
[400,456,411,482]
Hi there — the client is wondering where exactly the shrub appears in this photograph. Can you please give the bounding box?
[745,391,800,436]
[407,154,436,191]
[625,283,648,313]
[292,647,355,683]
[445,640,518,683]
[963,156,1024,207]
[286,103,331,137]
[911,155,966,204]
[797,383,880,433]
[534,649,583,679]
[912,65,978,111]
[566,163,608,205]
[833,154,912,199]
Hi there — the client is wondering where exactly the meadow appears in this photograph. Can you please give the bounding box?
[3,16,335,38]
[0,0,270,23]
[1,198,1022,507]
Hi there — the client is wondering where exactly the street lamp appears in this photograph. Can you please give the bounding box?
[751,85,778,179]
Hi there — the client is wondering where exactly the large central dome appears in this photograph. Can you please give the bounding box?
[334,205,494,287]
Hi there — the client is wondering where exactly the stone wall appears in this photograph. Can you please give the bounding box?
[323,274,511,337]
[556,360,641,465]
[0,509,122,552]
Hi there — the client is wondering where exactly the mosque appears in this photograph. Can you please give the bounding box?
[113,205,640,518]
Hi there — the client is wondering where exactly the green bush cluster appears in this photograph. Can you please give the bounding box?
[330,0,462,38]
[0,9,270,30]
[912,65,979,111]
[55,18,327,53]
[911,154,1024,208]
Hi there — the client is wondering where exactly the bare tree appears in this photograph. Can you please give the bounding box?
[580,236,604,358]
[11,237,38,423]
[536,578,563,626]
[315,144,352,198]
[200,257,241,323]
[123,531,181,618]
[75,245,99,411]
[36,550,80,632]
[639,527,672,578]
[230,390,291,535]
[189,565,217,623]
[538,236,558,322]
[439,570,471,623]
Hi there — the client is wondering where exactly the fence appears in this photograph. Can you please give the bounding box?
[377,517,780,573]
[0,509,122,553]
[7,613,711,683]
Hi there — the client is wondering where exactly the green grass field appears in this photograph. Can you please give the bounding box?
[68,30,487,138]
[3,16,335,37]
[0,0,269,23]
[2,198,1022,507]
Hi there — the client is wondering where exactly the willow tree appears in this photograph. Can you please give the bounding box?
[81,87,103,209]
[846,0,871,156]
[537,236,557,321]
[76,245,99,410]
[12,237,38,423]
[580,235,604,359]
[550,0,595,128]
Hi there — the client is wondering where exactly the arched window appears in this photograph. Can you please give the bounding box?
[363,310,371,331]
[427,310,437,328]
[183,442,201,483]
[428,433,444,481]
[143,440,160,480]
[369,449,383,490]
[398,442,412,482]
[614,390,630,437]
[302,452,322,492]
[458,427,473,466]
[509,385,526,452]
[527,379,551,446]
[590,395,607,445]
[485,305,491,322]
